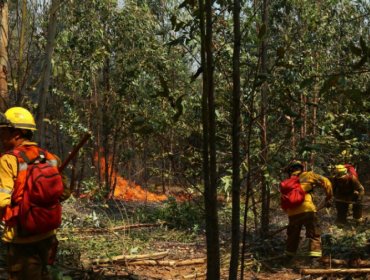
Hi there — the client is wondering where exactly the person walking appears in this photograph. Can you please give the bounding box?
[0,107,70,280]
[330,164,365,224]
[280,161,333,264]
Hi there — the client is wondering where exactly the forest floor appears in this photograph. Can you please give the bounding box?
[51,183,370,280]
[0,186,368,280]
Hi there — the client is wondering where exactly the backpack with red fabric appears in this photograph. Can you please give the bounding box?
[3,146,64,236]
[344,164,358,178]
[279,175,306,210]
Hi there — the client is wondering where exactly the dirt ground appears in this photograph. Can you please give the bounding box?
[65,242,304,280]
[69,185,369,280]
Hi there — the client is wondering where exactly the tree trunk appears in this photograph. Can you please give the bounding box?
[300,93,307,140]
[310,92,318,168]
[229,0,241,278]
[17,0,27,101]
[0,1,9,111]
[199,0,220,278]
[260,0,270,236]
[240,91,256,280]
[290,117,296,156]
[37,0,59,145]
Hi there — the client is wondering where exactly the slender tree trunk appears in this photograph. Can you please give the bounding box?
[199,0,220,278]
[37,0,59,145]
[17,0,27,100]
[229,0,241,278]
[300,93,307,140]
[291,117,296,155]
[0,1,8,111]
[206,0,220,277]
[103,135,110,197]
[103,57,111,195]
[92,75,102,185]
[240,113,254,280]
[310,92,318,167]
[260,0,270,236]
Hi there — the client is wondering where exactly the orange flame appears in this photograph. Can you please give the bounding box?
[113,178,167,202]
[94,151,167,202]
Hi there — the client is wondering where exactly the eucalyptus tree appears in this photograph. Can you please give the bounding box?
[259,0,270,236]
[229,0,241,278]
[51,0,197,196]
[198,0,221,277]
[268,0,370,173]
[2,0,63,119]
[0,0,8,111]
[6,1,42,101]
[36,0,60,146]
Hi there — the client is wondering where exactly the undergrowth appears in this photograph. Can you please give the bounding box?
[54,197,369,279]
[58,197,204,261]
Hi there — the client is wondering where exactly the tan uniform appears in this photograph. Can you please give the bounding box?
[330,175,365,223]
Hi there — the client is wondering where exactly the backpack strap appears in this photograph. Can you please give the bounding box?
[18,151,31,164]
[14,148,46,164]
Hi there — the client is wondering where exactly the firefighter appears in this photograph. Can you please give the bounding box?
[282,161,333,264]
[0,107,70,280]
[330,164,365,224]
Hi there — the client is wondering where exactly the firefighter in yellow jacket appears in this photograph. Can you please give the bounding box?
[283,161,333,262]
[330,165,365,224]
[0,107,70,280]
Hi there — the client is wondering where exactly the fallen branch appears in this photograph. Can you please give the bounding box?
[68,222,166,234]
[111,222,166,231]
[84,250,169,265]
[176,258,206,266]
[128,260,176,266]
[128,258,206,267]
[301,268,370,275]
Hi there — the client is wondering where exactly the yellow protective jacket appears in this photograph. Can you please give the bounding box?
[285,171,333,217]
[0,141,69,244]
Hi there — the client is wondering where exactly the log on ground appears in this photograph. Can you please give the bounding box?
[128,258,206,266]
[301,268,370,275]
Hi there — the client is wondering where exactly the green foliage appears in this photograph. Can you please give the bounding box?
[79,177,109,201]
[322,226,370,259]
[136,197,204,233]
[220,174,232,202]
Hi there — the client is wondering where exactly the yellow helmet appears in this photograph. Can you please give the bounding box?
[0,107,37,130]
[334,164,347,177]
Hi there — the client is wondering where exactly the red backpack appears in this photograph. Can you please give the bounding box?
[3,146,64,236]
[279,175,306,210]
[344,164,358,178]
